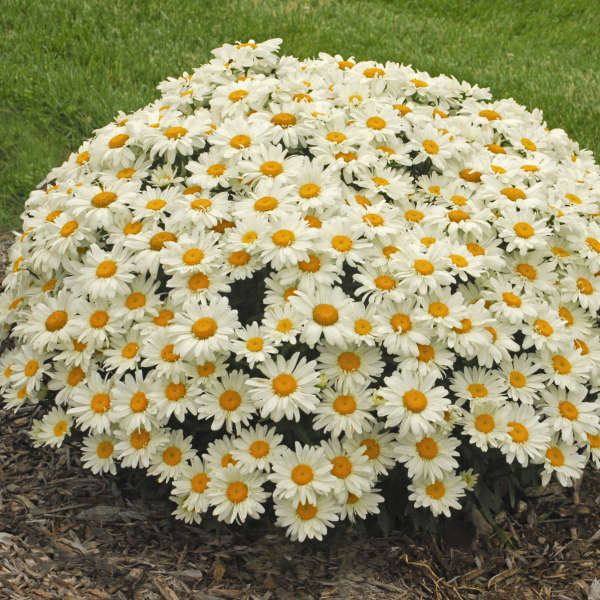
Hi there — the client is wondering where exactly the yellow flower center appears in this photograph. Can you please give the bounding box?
[366,116,386,130]
[228,250,251,266]
[453,318,472,334]
[545,446,565,467]
[207,163,226,177]
[337,352,361,372]
[60,220,79,237]
[163,446,182,466]
[552,355,572,375]
[296,502,318,520]
[422,139,439,155]
[534,319,553,337]
[510,371,527,388]
[249,440,270,458]
[160,344,180,363]
[260,161,283,177]
[313,303,339,326]
[360,438,380,460]
[416,437,438,459]
[219,390,242,411]
[502,292,522,308]
[89,310,108,329]
[230,134,251,149]
[299,183,320,198]
[403,390,427,413]
[53,421,68,437]
[228,90,248,102]
[272,229,295,247]
[92,191,117,208]
[468,383,488,398]
[246,337,264,352]
[164,382,185,401]
[516,263,536,280]
[150,231,177,251]
[391,313,411,333]
[190,198,212,211]
[191,472,210,493]
[67,367,85,386]
[197,362,215,377]
[326,131,347,143]
[459,169,481,183]
[333,395,357,415]
[108,133,129,148]
[271,113,296,127]
[130,392,148,413]
[163,126,188,139]
[426,481,446,500]
[298,254,320,272]
[558,400,578,420]
[508,422,529,443]
[354,319,372,336]
[334,151,357,162]
[331,235,352,252]
[429,302,449,318]
[91,393,111,414]
[96,260,117,278]
[96,441,113,459]
[291,464,314,485]
[486,143,506,154]
[586,237,600,253]
[502,187,526,202]
[331,456,352,479]
[514,222,534,238]
[405,209,424,222]
[76,151,90,165]
[414,259,434,275]
[153,309,174,327]
[474,414,495,433]
[363,67,385,78]
[277,318,293,333]
[272,373,297,396]
[479,109,501,120]
[375,275,395,290]
[417,344,435,362]
[130,429,150,449]
[192,317,217,339]
[577,278,593,295]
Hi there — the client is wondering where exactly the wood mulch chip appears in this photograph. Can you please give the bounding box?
[1,404,599,600]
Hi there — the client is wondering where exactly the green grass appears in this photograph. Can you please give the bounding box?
[1,0,599,232]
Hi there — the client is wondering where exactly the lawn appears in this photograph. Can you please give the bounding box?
[1,0,599,233]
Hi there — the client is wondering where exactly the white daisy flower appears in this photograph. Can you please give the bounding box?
[312,382,376,438]
[171,455,212,514]
[539,386,600,444]
[147,429,196,483]
[461,401,511,451]
[499,403,551,467]
[408,472,467,517]
[197,370,256,434]
[320,437,374,498]
[246,352,320,422]
[274,494,339,542]
[270,442,337,505]
[30,407,72,448]
[81,434,118,475]
[231,424,285,473]
[377,372,451,437]
[395,429,460,483]
[541,438,587,487]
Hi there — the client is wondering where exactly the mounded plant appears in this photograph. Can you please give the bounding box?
[1,39,599,541]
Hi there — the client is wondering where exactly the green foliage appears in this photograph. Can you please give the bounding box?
[1,0,599,232]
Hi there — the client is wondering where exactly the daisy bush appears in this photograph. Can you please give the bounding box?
[2,39,600,541]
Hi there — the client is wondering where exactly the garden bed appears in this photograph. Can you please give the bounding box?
[0,402,598,600]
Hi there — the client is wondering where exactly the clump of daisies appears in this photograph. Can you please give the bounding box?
[2,38,600,541]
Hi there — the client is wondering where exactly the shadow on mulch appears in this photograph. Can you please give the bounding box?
[0,405,599,600]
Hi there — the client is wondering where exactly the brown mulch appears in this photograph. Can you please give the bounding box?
[1,403,599,600]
